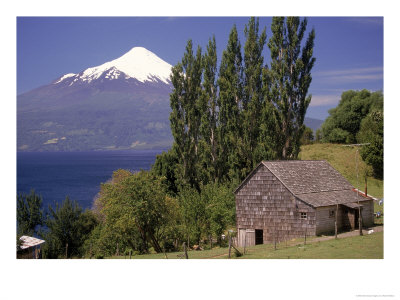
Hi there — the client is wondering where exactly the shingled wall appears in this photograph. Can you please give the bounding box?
[235,164,316,246]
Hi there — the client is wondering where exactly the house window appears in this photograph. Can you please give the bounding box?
[300,212,307,220]
[329,210,335,218]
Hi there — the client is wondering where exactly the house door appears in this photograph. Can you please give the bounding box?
[255,229,263,245]
[238,229,246,247]
[354,209,359,229]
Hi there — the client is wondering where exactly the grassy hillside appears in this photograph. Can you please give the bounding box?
[107,231,383,259]
[299,143,383,199]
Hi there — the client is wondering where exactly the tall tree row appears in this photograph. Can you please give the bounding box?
[240,17,267,177]
[217,25,243,182]
[266,17,316,159]
[165,16,316,189]
[199,36,218,183]
[169,40,203,190]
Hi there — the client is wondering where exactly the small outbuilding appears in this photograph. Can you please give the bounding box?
[17,236,45,259]
[235,160,374,247]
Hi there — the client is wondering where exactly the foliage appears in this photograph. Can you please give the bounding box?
[266,17,316,159]
[198,36,219,184]
[168,17,315,186]
[315,128,322,143]
[42,197,97,258]
[300,126,314,145]
[152,148,179,196]
[202,183,236,242]
[217,24,243,182]
[357,110,384,178]
[178,182,236,246]
[94,169,180,254]
[321,90,383,144]
[319,90,383,178]
[178,186,204,245]
[169,40,203,191]
[17,189,43,236]
[240,17,268,175]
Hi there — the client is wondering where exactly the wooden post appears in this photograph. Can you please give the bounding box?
[228,235,232,258]
[116,242,119,256]
[209,234,212,250]
[89,242,92,259]
[183,242,188,259]
[65,243,68,259]
[243,231,246,255]
[129,250,132,259]
[335,204,338,239]
[304,222,307,245]
[274,224,277,251]
[356,148,363,236]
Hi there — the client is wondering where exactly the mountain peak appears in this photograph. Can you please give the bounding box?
[57,47,173,86]
[124,46,156,56]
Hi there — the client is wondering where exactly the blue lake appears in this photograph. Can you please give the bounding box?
[17,150,164,211]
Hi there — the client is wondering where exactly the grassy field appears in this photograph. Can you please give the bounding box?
[108,231,383,259]
[238,231,383,259]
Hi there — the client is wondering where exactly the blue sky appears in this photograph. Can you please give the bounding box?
[17,17,383,120]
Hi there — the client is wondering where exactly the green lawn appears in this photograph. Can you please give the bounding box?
[107,231,383,259]
[236,231,383,259]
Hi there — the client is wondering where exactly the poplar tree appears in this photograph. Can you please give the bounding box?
[217,25,243,181]
[241,17,267,173]
[169,40,203,189]
[267,17,316,159]
[198,36,218,184]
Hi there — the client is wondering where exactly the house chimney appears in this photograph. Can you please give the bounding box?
[364,176,368,197]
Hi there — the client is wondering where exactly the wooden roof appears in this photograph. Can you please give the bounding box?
[262,160,353,195]
[235,160,371,208]
[19,236,45,250]
[296,189,368,207]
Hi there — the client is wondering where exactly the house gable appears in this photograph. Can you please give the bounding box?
[236,164,316,244]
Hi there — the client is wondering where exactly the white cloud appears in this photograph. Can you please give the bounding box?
[309,94,340,107]
[314,66,383,84]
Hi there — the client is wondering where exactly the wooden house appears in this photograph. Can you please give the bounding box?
[234,160,374,247]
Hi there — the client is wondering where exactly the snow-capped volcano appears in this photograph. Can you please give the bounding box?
[54,47,173,86]
[18,46,174,152]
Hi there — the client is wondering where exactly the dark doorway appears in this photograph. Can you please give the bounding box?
[255,229,263,245]
[354,209,359,229]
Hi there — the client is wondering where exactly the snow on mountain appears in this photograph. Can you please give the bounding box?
[54,73,76,84]
[54,47,173,86]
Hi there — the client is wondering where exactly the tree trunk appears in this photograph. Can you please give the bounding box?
[148,231,163,253]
